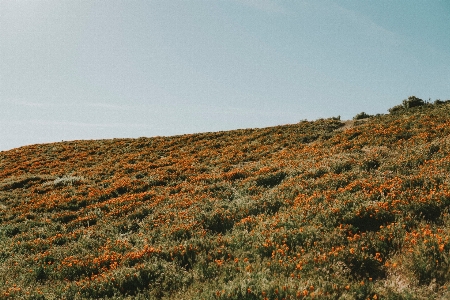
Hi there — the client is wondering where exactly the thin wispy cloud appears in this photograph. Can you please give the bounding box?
[4,100,80,108]
[86,102,137,111]
[329,1,400,45]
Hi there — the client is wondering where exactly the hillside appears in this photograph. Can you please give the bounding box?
[1,100,450,299]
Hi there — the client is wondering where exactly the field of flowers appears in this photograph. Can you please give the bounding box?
[1,100,450,299]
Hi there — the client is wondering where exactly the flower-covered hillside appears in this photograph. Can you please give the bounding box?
[1,100,450,299]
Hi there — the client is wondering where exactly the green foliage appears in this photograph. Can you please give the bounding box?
[388,104,404,114]
[402,96,425,109]
[389,95,426,114]
[353,112,372,120]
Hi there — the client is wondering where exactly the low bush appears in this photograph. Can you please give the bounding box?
[353,112,372,120]
[402,96,425,109]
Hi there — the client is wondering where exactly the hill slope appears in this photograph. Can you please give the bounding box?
[2,102,450,299]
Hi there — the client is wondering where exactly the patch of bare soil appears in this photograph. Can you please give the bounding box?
[336,118,370,131]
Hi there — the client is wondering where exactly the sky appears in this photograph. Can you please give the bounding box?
[1,0,449,151]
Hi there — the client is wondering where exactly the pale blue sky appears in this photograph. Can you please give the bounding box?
[1,0,449,151]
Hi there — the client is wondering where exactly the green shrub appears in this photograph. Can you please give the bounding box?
[389,96,425,114]
[402,96,425,109]
[353,112,372,120]
[388,104,404,114]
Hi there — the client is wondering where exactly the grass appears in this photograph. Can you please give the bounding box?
[1,99,450,299]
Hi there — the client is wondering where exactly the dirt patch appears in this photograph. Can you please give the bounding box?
[336,119,370,131]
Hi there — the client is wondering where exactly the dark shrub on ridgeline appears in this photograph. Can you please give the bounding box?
[434,99,450,105]
[388,104,404,114]
[389,95,425,114]
[402,96,425,109]
[353,112,372,120]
